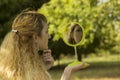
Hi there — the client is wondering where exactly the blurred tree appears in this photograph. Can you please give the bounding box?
[49,38,74,64]
[39,0,120,61]
[0,0,50,44]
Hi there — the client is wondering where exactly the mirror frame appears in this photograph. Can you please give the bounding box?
[62,22,85,47]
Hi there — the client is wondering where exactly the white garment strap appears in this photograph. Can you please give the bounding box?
[12,30,18,33]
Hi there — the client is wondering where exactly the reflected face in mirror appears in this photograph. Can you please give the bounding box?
[67,23,83,45]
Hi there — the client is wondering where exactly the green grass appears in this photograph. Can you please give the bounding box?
[49,54,120,80]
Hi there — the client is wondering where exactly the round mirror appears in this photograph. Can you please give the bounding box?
[63,22,85,47]
[62,22,89,68]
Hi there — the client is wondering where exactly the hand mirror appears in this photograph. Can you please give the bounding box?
[63,23,84,46]
[63,22,89,68]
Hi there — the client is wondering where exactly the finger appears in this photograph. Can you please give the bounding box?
[43,56,54,61]
[43,49,51,53]
[43,52,52,57]
[43,52,51,57]
[43,52,52,58]
[43,56,53,61]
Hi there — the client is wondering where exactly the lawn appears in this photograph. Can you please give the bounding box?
[49,54,120,80]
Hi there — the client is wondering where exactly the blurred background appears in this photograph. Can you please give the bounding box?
[0,0,120,80]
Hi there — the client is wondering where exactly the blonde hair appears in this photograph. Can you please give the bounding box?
[0,9,51,80]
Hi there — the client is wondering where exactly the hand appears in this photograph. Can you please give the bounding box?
[65,62,87,72]
[61,62,88,80]
[42,49,54,70]
[68,61,90,71]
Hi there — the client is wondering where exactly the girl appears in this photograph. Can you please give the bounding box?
[0,9,85,80]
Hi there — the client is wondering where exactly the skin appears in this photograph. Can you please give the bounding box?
[61,62,86,80]
[73,25,83,44]
[34,21,50,50]
[33,21,54,69]
[67,24,83,45]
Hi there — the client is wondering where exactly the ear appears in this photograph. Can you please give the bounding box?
[33,34,38,43]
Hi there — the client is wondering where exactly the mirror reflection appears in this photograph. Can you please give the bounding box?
[64,23,83,45]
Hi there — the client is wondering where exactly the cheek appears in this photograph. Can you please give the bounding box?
[78,33,82,39]
[37,39,42,46]
[42,34,49,45]
[74,33,81,41]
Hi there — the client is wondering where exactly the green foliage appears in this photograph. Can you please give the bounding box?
[38,0,120,59]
